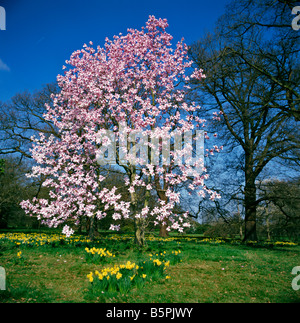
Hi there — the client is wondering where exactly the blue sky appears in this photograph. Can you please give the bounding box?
[0,0,230,102]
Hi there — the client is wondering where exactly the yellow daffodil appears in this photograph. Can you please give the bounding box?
[87,272,93,283]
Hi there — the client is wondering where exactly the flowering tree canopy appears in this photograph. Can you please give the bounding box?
[20,16,220,242]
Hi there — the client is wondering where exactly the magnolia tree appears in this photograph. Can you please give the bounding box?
[20,16,221,245]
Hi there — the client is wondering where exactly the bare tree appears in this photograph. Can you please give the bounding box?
[220,0,300,121]
[189,0,300,241]
[257,177,300,239]
[0,83,59,159]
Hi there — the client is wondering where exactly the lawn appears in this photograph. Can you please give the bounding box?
[0,231,299,303]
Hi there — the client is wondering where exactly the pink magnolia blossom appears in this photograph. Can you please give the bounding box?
[62,225,74,238]
[20,15,220,237]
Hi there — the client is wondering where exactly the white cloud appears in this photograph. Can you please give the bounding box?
[0,58,10,71]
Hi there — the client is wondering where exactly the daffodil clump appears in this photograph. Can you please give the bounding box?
[87,261,148,294]
[148,249,182,265]
[245,240,298,247]
[85,247,115,264]
[272,241,297,246]
[13,250,25,264]
[138,257,169,281]
[0,232,133,248]
[170,250,182,264]
[198,238,225,245]
[87,255,173,295]
[0,232,95,247]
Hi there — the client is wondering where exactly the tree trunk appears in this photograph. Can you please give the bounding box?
[266,217,271,240]
[154,171,169,238]
[159,222,168,238]
[134,217,146,247]
[129,172,147,247]
[88,215,95,240]
[243,176,258,241]
[237,197,243,240]
[239,223,243,240]
[266,206,271,240]
[158,192,169,238]
[243,149,258,241]
[78,215,82,234]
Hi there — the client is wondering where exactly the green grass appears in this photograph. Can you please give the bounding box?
[0,231,299,303]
